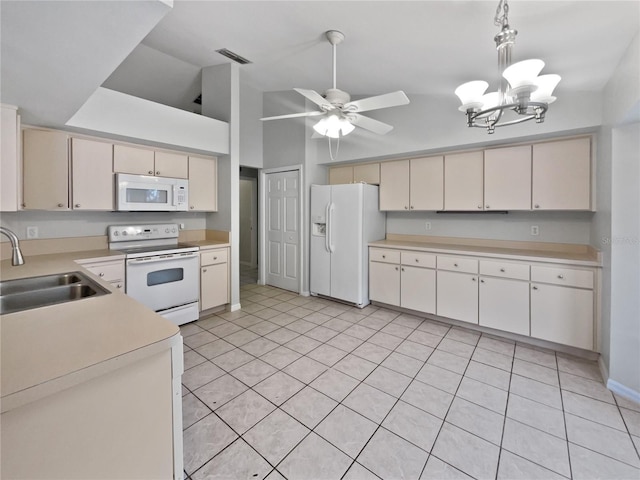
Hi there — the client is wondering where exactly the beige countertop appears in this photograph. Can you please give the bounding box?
[184,240,230,249]
[0,250,180,412]
[370,239,602,267]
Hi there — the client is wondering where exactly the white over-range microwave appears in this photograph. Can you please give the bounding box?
[115,173,188,211]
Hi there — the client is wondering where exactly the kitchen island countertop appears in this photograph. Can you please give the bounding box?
[0,250,180,412]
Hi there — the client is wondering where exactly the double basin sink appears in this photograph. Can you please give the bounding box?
[0,272,111,315]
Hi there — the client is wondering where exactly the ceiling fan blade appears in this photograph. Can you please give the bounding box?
[294,88,333,109]
[344,91,410,113]
[349,113,394,135]
[260,110,325,121]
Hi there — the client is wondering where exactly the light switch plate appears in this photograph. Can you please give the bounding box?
[530,225,539,236]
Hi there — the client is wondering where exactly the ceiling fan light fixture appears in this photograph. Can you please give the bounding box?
[454,0,560,133]
[313,114,355,138]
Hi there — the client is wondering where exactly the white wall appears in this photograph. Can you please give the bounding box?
[0,211,206,240]
[592,31,640,394]
[263,91,307,169]
[609,122,640,396]
[239,80,264,169]
[387,211,593,244]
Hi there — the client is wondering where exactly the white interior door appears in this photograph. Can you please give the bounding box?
[265,170,299,292]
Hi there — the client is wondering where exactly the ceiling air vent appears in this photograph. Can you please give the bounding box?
[215,48,252,65]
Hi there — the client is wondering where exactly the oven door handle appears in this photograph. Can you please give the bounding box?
[127,252,198,265]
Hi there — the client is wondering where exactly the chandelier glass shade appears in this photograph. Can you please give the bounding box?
[455,0,560,134]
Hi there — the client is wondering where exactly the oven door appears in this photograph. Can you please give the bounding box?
[126,252,199,312]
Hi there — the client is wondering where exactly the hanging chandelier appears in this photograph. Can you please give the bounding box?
[454,0,561,134]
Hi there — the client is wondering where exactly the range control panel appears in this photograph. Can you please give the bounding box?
[108,223,180,243]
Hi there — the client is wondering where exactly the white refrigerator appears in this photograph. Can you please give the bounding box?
[310,183,386,307]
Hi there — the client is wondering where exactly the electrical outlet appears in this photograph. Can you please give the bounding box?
[179,223,185,230]
[425,222,432,231]
[531,225,539,236]
[27,226,39,239]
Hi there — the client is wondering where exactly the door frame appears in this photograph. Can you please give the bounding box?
[258,164,304,294]
[239,176,258,267]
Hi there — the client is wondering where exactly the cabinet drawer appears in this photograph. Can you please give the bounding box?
[437,255,478,274]
[480,260,530,280]
[83,261,124,282]
[370,248,400,264]
[401,251,436,268]
[201,248,228,266]
[531,265,593,289]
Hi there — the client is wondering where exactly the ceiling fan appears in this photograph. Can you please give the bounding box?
[260,30,410,138]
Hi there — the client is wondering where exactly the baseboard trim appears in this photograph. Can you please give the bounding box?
[598,356,609,385]
[300,290,310,297]
[229,303,242,312]
[606,379,640,404]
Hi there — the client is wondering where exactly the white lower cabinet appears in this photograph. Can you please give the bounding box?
[531,283,594,350]
[401,266,436,314]
[200,247,229,311]
[436,270,479,324]
[369,246,599,351]
[369,261,400,306]
[479,277,530,335]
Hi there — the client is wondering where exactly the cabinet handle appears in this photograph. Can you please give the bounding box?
[401,267,405,271]
[534,204,540,209]
[203,268,207,273]
[477,205,482,209]
[410,206,414,209]
[480,279,485,283]
[213,257,218,260]
[532,286,538,290]
[190,206,195,210]
[472,277,477,281]
[382,255,386,259]
[500,268,505,272]
[156,171,160,175]
[558,274,564,279]
[116,283,122,289]
[99,272,104,277]
[148,170,154,175]
[454,263,459,267]
[486,205,490,209]
[75,204,81,208]
[57,203,64,208]
[404,206,408,210]
[415,259,419,263]
[395,267,399,271]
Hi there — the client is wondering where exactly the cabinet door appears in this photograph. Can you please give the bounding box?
[113,144,155,175]
[188,156,217,211]
[23,129,69,210]
[369,261,400,306]
[380,160,410,211]
[71,138,113,210]
[410,156,444,210]
[353,163,380,184]
[532,137,591,210]
[154,151,188,179]
[401,266,436,314]
[436,270,478,324]
[479,277,529,335]
[329,166,353,185]
[444,151,484,211]
[531,283,594,350]
[201,263,228,311]
[1,106,19,211]
[484,145,532,210]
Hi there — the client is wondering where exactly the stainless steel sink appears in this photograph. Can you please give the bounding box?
[0,271,111,315]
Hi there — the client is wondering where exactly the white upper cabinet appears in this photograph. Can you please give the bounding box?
[484,145,532,210]
[22,129,70,210]
[444,151,484,211]
[188,155,217,211]
[532,137,591,210]
[410,156,444,211]
[154,151,188,179]
[1,105,20,211]
[71,138,113,210]
[113,144,154,175]
[328,165,354,185]
[353,163,380,184]
[380,160,410,210]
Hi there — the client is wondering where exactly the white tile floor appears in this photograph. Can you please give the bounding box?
[181,284,640,480]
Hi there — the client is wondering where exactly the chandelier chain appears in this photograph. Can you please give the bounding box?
[494,0,509,27]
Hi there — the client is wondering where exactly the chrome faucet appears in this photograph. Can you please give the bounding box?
[0,226,25,266]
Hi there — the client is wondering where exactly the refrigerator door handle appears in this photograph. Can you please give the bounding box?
[328,203,336,253]
[324,203,331,252]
